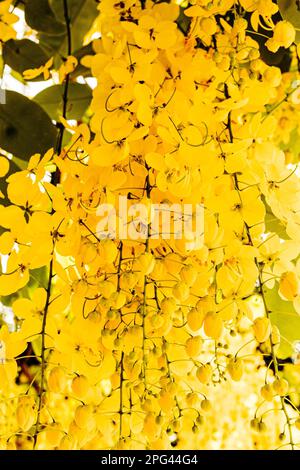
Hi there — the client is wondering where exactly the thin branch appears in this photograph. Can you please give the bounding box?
[53,0,72,184]
[33,0,72,447]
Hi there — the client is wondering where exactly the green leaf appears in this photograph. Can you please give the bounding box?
[10,69,27,84]
[12,156,27,171]
[51,0,98,51]
[39,33,66,58]
[2,39,50,81]
[40,0,98,54]
[32,335,42,358]
[278,0,300,43]
[1,266,48,307]
[280,127,300,164]
[25,0,65,35]
[263,284,300,359]
[62,129,73,147]
[33,82,92,120]
[0,90,57,160]
[264,201,289,239]
[177,6,191,36]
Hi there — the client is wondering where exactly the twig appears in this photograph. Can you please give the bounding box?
[33,0,72,447]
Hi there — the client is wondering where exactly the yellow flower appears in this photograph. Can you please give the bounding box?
[23,57,53,81]
[0,156,9,178]
[266,21,296,53]
[58,56,78,83]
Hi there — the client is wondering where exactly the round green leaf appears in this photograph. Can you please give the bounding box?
[3,39,50,81]
[34,82,92,120]
[41,0,98,54]
[25,0,65,35]
[0,91,57,160]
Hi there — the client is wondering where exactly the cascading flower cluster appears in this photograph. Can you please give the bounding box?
[0,0,300,450]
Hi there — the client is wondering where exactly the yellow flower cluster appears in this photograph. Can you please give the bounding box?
[0,0,300,450]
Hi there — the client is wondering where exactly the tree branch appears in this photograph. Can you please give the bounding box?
[33,0,72,447]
